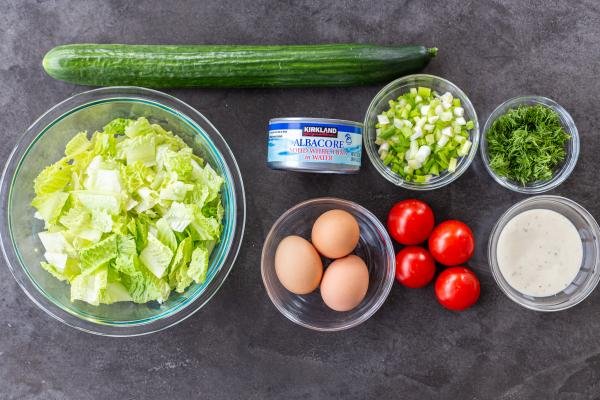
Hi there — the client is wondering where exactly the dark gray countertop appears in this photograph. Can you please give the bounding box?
[2,1,600,399]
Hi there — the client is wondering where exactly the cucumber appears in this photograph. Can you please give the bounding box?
[42,44,437,88]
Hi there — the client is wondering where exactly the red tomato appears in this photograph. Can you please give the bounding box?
[428,220,475,266]
[387,199,435,245]
[395,246,436,288]
[434,267,480,311]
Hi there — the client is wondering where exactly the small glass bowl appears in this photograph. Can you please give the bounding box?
[480,96,579,193]
[488,196,600,312]
[0,87,246,336]
[364,74,480,190]
[261,198,395,331]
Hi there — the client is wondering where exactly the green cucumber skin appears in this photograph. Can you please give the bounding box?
[43,44,437,88]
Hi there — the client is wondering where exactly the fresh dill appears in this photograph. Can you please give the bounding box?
[486,104,570,185]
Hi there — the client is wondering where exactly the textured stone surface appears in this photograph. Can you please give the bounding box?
[1,0,600,398]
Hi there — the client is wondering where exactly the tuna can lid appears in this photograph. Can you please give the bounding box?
[269,117,363,129]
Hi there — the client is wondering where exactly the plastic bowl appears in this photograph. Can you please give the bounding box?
[0,87,246,336]
[480,96,579,194]
[261,198,395,331]
[364,74,480,190]
[488,196,600,312]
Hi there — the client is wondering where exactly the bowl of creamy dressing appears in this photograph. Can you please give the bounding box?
[488,196,600,311]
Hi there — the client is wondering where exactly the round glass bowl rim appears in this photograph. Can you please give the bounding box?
[487,195,600,312]
[363,73,480,191]
[0,86,246,336]
[260,197,396,331]
[480,95,580,194]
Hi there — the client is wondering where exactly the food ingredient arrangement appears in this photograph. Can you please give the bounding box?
[375,87,474,182]
[31,117,225,305]
[267,118,363,174]
[42,44,437,88]
[496,208,581,297]
[486,104,570,185]
[275,209,369,312]
[388,199,480,311]
[0,40,591,335]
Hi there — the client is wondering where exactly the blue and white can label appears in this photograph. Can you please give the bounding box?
[267,118,363,174]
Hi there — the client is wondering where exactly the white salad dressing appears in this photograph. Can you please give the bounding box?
[497,208,582,297]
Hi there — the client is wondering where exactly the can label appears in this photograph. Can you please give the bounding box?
[268,120,362,170]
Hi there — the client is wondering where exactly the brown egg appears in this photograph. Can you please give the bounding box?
[320,255,369,312]
[275,235,323,295]
[311,209,360,258]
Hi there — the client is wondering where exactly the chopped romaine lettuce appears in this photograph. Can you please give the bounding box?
[31,117,225,306]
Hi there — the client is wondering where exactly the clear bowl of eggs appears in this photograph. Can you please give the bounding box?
[261,197,396,331]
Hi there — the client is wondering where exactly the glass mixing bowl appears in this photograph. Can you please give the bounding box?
[480,96,579,194]
[261,198,395,331]
[488,196,600,311]
[364,74,480,190]
[0,87,246,336]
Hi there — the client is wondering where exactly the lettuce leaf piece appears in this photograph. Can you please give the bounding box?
[162,202,193,232]
[188,246,209,284]
[38,231,71,254]
[216,201,224,221]
[100,281,133,304]
[71,150,95,173]
[79,234,117,273]
[41,258,80,282]
[74,190,121,214]
[127,214,150,252]
[41,261,69,282]
[163,148,193,178]
[134,187,158,213]
[131,138,157,167]
[159,180,194,202]
[202,197,224,221]
[186,185,209,208]
[122,161,154,193]
[65,131,91,157]
[158,128,189,150]
[191,162,223,202]
[84,164,122,194]
[189,207,221,241]
[103,118,131,136]
[70,265,108,306]
[124,117,154,138]
[112,234,138,276]
[120,134,156,166]
[156,218,177,252]
[121,267,171,303]
[92,210,113,233]
[33,158,72,196]
[43,252,68,270]
[91,131,116,157]
[31,192,69,225]
[59,206,102,242]
[139,233,173,278]
[168,236,193,292]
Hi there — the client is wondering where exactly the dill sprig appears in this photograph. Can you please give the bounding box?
[486,104,570,185]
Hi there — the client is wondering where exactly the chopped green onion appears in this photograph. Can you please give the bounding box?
[374,87,474,182]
